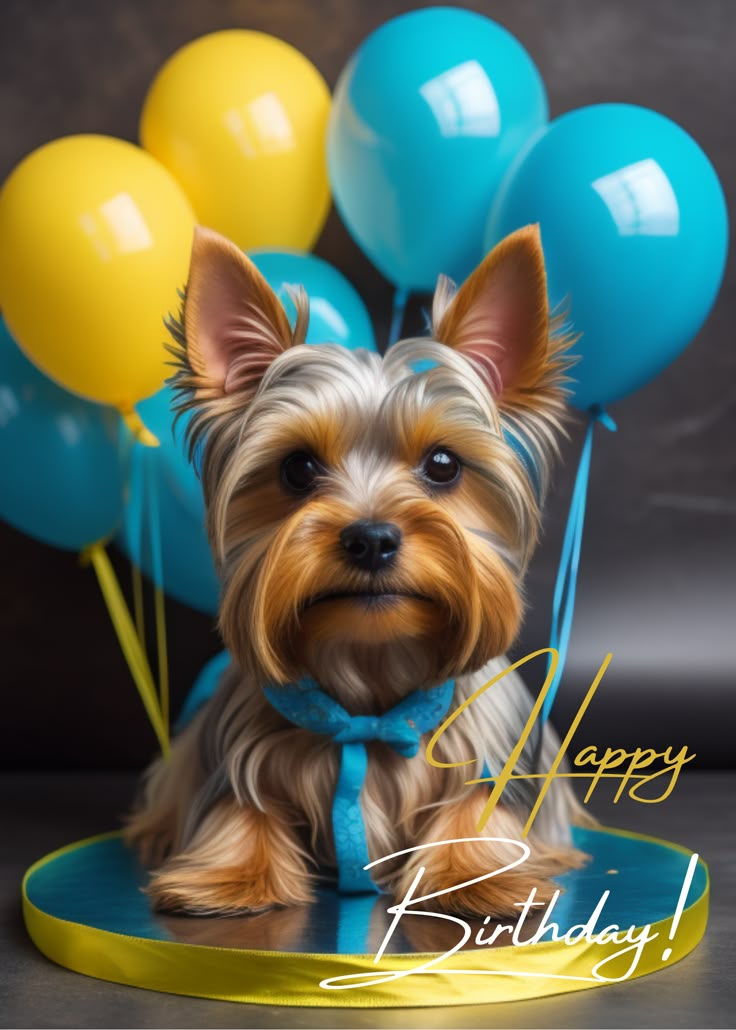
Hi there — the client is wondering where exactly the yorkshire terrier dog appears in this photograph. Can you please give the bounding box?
[126,224,588,918]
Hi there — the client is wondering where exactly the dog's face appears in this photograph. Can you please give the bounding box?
[170,228,571,689]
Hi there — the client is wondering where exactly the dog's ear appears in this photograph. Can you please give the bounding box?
[432,225,551,402]
[182,226,307,397]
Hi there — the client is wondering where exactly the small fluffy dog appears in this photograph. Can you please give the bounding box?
[126,224,587,917]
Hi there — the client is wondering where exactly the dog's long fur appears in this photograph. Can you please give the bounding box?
[126,225,590,917]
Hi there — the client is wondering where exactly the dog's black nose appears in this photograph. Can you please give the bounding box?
[340,520,402,573]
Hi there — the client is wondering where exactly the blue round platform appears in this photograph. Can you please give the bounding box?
[23,825,707,1007]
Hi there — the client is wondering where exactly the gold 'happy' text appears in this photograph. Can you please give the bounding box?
[424,649,696,836]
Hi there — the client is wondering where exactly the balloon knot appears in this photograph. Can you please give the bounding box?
[589,404,617,432]
[121,408,160,447]
[79,539,107,568]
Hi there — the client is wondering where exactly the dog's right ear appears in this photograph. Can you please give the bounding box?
[177,227,308,399]
[432,225,551,405]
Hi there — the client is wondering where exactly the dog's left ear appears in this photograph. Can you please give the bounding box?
[181,226,307,398]
[432,225,550,402]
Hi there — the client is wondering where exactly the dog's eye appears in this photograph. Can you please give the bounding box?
[281,451,323,494]
[421,447,462,486]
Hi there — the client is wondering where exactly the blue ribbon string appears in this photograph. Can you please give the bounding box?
[388,287,410,348]
[541,404,617,728]
[126,440,146,575]
[336,893,377,955]
[332,741,375,893]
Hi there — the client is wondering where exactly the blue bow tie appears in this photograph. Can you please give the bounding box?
[263,676,455,893]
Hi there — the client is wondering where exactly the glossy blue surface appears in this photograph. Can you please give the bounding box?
[25,828,707,954]
[328,7,547,290]
[0,318,123,551]
[486,104,728,410]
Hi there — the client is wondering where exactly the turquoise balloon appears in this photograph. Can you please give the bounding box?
[0,318,124,551]
[250,250,377,350]
[327,7,548,290]
[115,448,219,617]
[485,104,728,410]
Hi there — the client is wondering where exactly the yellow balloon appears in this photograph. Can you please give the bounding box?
[140,30,331,252]
[0,135,196,413]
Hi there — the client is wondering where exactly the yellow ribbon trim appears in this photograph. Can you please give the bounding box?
[23,827,708,1008]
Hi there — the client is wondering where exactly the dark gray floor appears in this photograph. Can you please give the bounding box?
[0,771,733,1028]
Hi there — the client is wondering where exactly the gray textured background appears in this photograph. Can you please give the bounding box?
[0,0,734,770]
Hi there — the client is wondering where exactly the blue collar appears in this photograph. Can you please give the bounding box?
[263,676,456,893]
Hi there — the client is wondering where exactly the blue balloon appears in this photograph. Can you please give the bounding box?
[327,7,548,291]
[0,318,124,551]
[485,104,728,410]
[250,250,377,350]
[115,445,219,617]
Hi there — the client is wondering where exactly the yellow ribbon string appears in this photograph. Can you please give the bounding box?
[153,583,169,733]
[141,435,170,743]
[115,402,170,752]
[129,560,168,736]
[83,542,170,757]
[131,561,145,649]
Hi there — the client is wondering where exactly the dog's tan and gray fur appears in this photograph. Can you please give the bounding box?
[125,225,589,917]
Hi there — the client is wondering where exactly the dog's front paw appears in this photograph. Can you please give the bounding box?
[391,797,589,919]
[143,799,316,916]
[147,862,313,916]
[393,845,562,920]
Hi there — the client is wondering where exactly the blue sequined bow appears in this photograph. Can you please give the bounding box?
[263,677,455,894]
